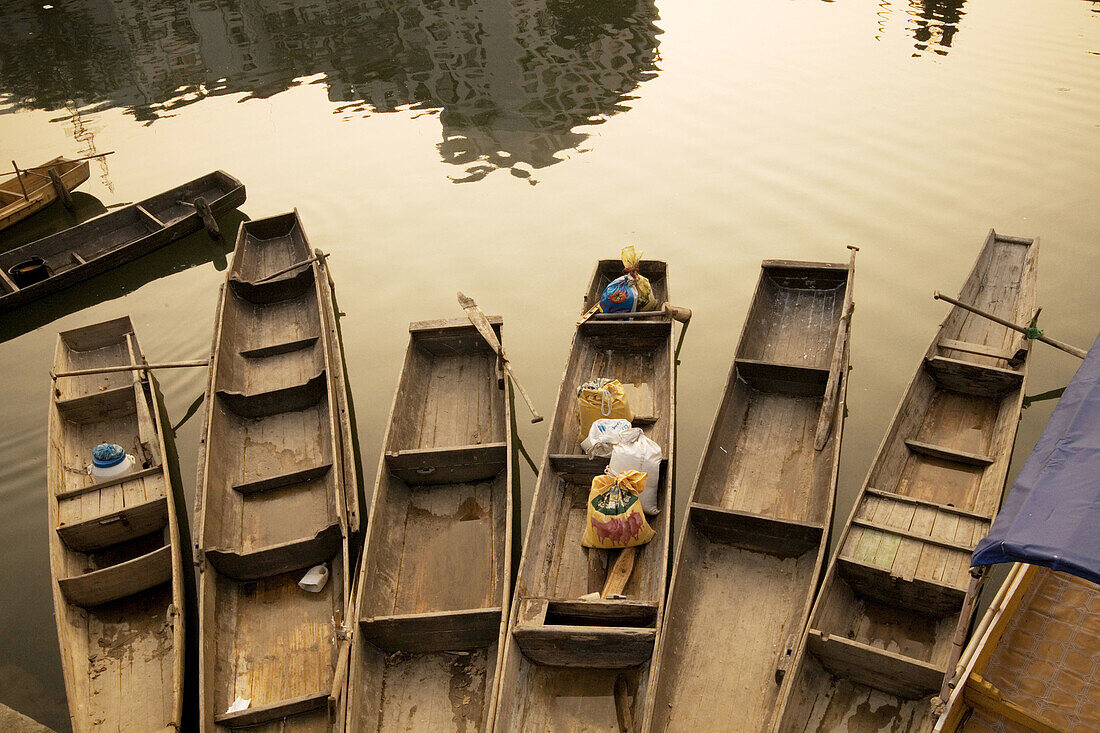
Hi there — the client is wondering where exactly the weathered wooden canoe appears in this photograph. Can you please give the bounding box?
[195,211,357,731]
[47,316,186,732]
[0,170,244,312]
[1,156,90,232]
[342,317,515,732]
[642,259,854,732]
[933,562,1099,732]
[771,231,1037,732]
[493,260,675,731]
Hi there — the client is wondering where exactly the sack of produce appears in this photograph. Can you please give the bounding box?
[581,419,663,515]
[582,470,656,549]
[598,246,657,313]
[577,379,634,437]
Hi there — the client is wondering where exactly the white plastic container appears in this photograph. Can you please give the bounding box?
[299,564,329,593]
[90,444,137,482]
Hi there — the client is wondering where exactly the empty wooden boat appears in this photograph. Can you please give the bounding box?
[1,156,90,232]
[342,317,515,732]
[47,316,186,731]
[493,260,675,731]
[195,211,357,731]
[771,231,1037,732]
[642,258,854,732]
[0,170,244,312]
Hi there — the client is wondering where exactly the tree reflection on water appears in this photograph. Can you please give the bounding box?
[0,0,662,183]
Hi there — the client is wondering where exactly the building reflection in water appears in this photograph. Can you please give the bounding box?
[0,0,661,183]
[908,0,966,57]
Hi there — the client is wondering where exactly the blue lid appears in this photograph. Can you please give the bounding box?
[92,443,126,468]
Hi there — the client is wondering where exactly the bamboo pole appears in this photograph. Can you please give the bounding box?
[934,291,1086,359]
[52,359,209,379]
[10,161,29,200]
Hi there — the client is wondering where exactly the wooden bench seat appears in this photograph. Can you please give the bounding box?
[56,495,168,552]
[359,607,502,653]
[804,628,944,699]
[58,544,172,608]
[204,522,341,581]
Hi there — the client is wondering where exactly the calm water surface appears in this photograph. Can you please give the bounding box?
[2,0,1099,728]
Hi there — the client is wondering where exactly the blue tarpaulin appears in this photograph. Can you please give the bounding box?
[971,334,1100,584]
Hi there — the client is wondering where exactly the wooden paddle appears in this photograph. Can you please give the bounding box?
[458,292,543,423]
[814,245,858,450]
[601,547,637,598]
[933,291,1086,359]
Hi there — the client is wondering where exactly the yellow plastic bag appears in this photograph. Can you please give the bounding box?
[577,378,634,437]
[621,246,656,312]
[582,470,655,549]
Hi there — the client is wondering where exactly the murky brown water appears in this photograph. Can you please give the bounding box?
[2,0,1099,728]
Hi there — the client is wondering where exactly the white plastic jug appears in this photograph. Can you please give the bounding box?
[299,564,329,593]
[90,443,137,482]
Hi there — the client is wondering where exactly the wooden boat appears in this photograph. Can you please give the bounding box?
[47,315,186,731]
[1,156,90,232]
[641,259,854,732]
[342,316,515,732]
[0,170,245,312]
[771,230,1038,732]
[194,211,358,731]
[934,563,1099,732]
[492,260,675,731]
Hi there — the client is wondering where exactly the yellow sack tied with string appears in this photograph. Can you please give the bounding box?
[577,378,634,438]
[582,470,655,549]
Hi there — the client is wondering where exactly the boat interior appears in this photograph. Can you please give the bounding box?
[48,316,181,729]
[0,157,88,219]
[346,319,511,732]
[646,261,850,732]
[198,212,348,731]
[0,171,240,297]
[774,232,1036,732]
[493,260,673,731]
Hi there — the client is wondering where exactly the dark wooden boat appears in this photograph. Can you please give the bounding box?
[641,259,854,732]
[1,156,90,232]
[194,211,357,731]
[0,170,244,312]
[342,317,515,732]
[771,231,1037,732]
[492,260,675,731]
[47,316,186,731]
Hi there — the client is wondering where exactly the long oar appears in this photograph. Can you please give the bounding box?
[458,292,543,423]
[933,291,1086,359]
[814,245,858,450]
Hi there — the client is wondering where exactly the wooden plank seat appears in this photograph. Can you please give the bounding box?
[510,598,659,668]
[216,370,327,418]
[204,522,342,581]
[54,384,136,423]
[359,608,503,653]
[734,358,831,396]
[549,454,669,484]
[937,338,1020,363]
[232,462,332,495]
[835,556,967,617]
[54,465,162,501]
[904,438,994,466]
[213,690,330,729]
[863,488,991,521]
[384,442,507,485]
[804,629,945,699]
[240,335,319,359]
[924,356,1023,397]
[56,494,168,552]
[58,544,172,608]
[688,502,824,558]
[227,265,315,305]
